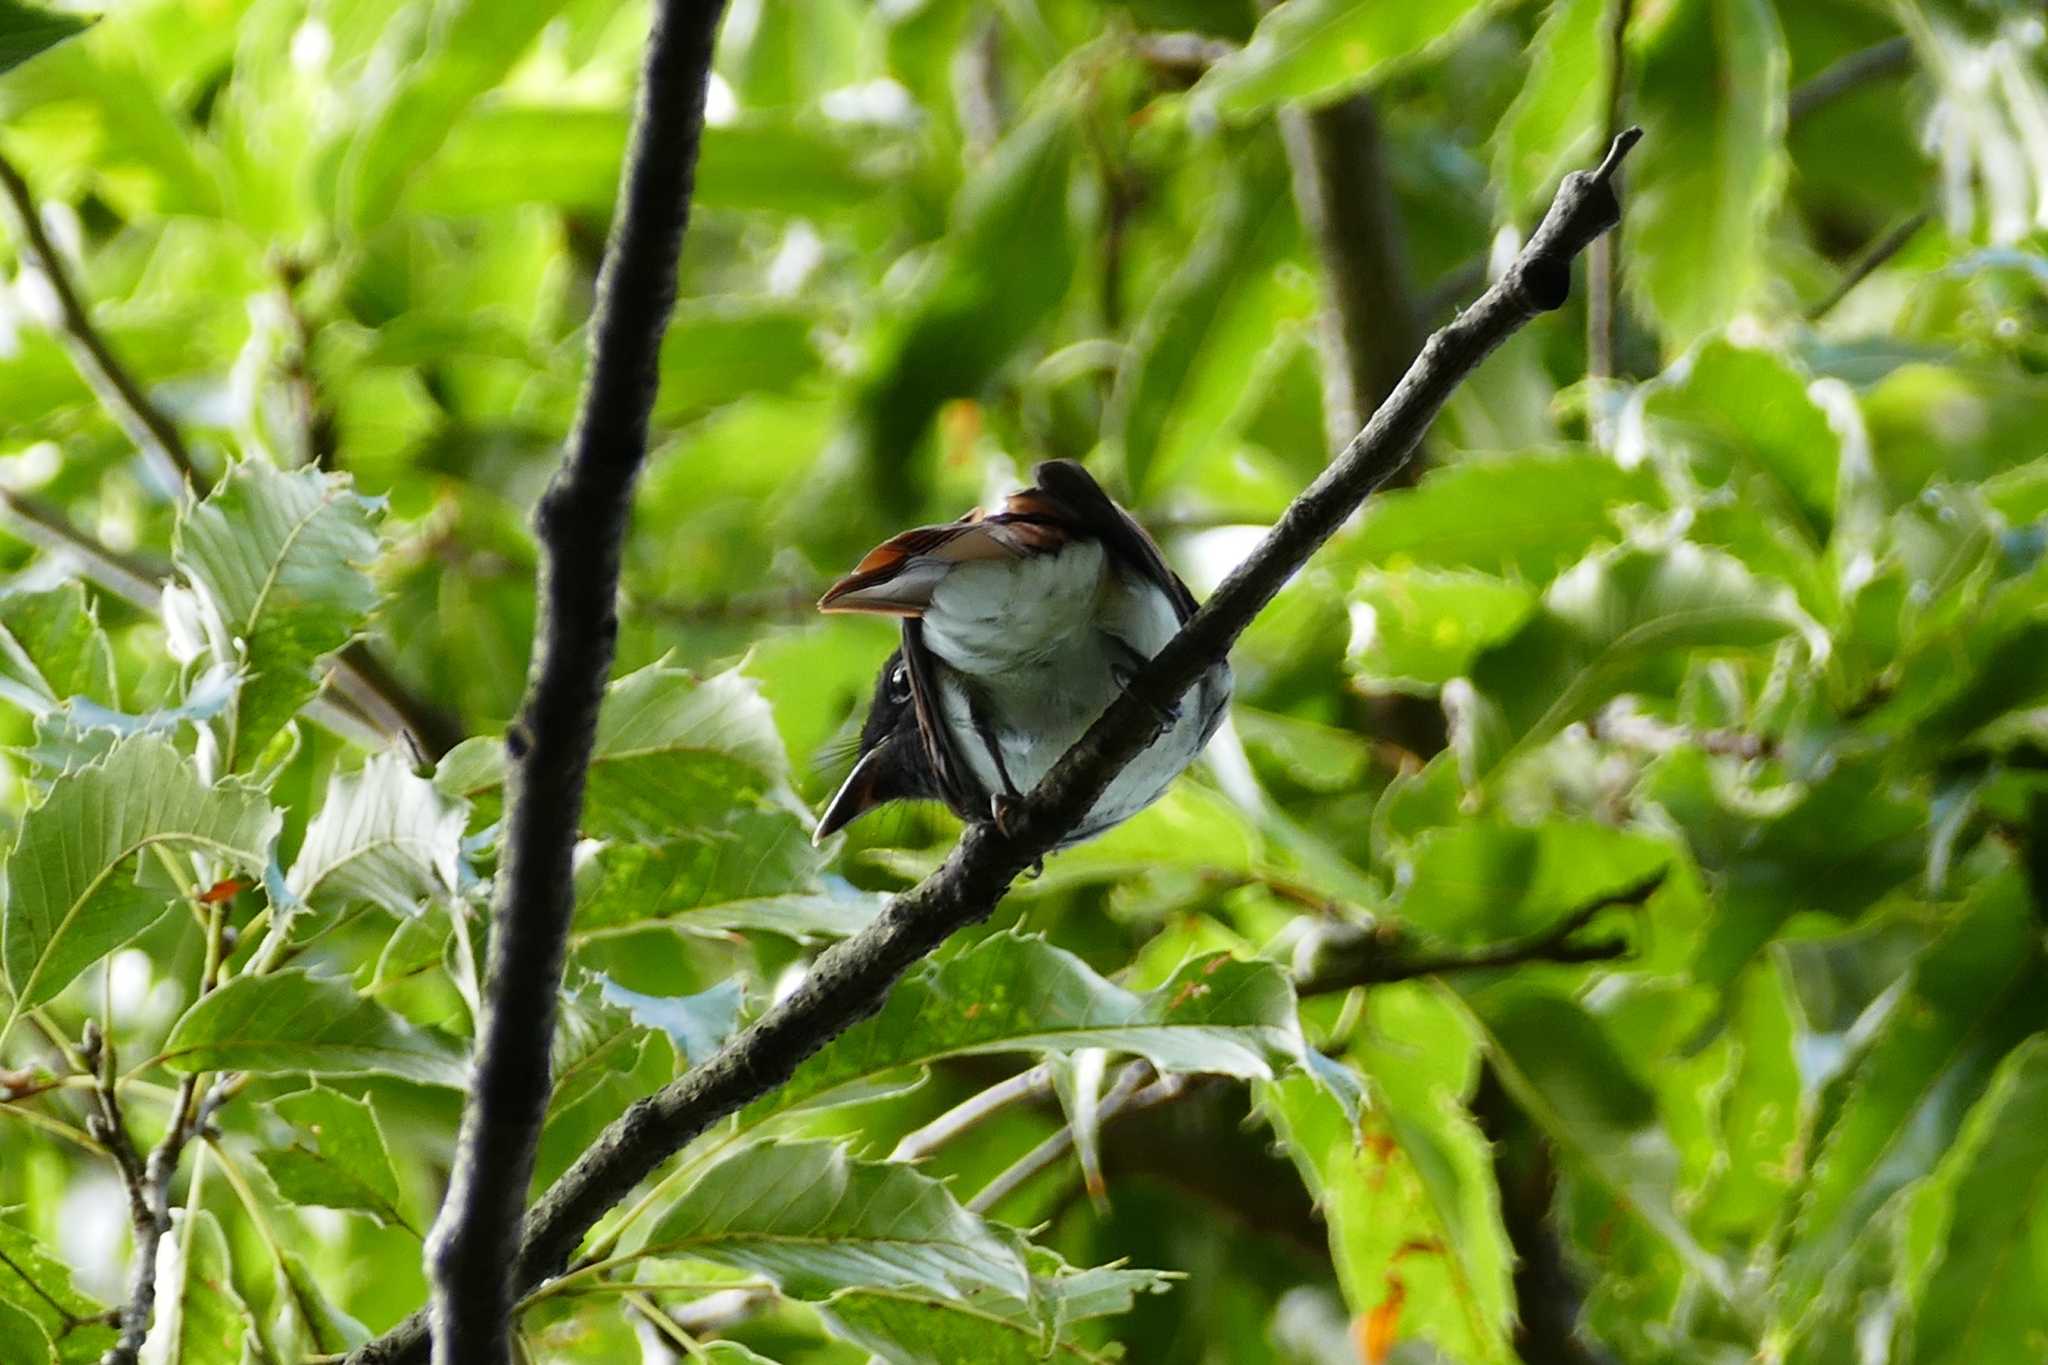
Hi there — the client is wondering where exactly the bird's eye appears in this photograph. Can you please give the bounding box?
[887,664,912,703]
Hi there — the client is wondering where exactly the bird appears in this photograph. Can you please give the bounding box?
[813,458,1231,850]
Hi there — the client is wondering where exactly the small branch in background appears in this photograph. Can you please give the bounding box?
[967,1061,1177,1213]
[958,14,1006,157]
[1292,870,1665,998]
[1787,35,1914,126]
[273,253,339,470]
[421,3,729,1363]
[1280,92,1426,481]
[1131,31,1234,83]
[1585,0,1635,387]
[1586,705,1772,761]
[890,1063,1055,1163]
[632,585,821,626]
[1805,207,1932,322]
[343,129,1641,1365]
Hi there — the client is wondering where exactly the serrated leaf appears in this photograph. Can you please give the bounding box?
[139,1209,252,1365]
[269,1250,369,1358]
[0,0,90,77]
[3,736,279,1012]
[754,935,1301,1121]
[0,1221,115,1364]
[159,968,467,1086]
[642,1141,1032,1307]
[1263,988,1514,1364]
[1912,1036,2048,1364]
[1193,0,1492,118]
[0,583,116,714]
[0,1298,53,1365]
[821,1288,1119,1364]
[571,818,854,941]
[1780,876,2048,1303]
[1341,449,1662,581]
[255,1085,411,1230]
[1347,568,1536,691]
[437,663,795,840]
[549,980,653,1118]
[287,753,465,917]
[1493,0,1611,212]
[1626,0,1787,346]
[1453,543,1813,779]
[173,461,380,769]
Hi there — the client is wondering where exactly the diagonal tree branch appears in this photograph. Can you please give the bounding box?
[419,3,728,1363]
[344,126,1642,1365]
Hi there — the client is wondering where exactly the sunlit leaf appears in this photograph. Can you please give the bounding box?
[141,1208,254,1365]
[1494,0,1610,212]
[0,1221,115,1365]
[1193,0,1493,117]
[0,583,117,715]
[2,736,278,1012]
[256,1085,412,1230]
[0,0,91,77]
[0,1300,52,1365]
[1394,819,1671,946]
[160,968,468,1086]
[1346,568,1535,691]
[287,752,465,917]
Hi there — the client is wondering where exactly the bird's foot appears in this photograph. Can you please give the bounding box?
[1113,663,1180,734]
[987,794,1043,878]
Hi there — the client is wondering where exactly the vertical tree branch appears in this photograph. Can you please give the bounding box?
[343,128,1641,1365]
[1585,0,1634,387]
[1280,93,1425,478]
[0,154,200,490]
[420,4,728,1363]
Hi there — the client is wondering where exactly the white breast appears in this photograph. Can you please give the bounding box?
[921,541,1108,677]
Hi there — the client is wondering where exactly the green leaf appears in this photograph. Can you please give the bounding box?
[0,583,117,715]
[695,119,904,215]
[1780,875,2048,1302]
[1109,137,1304,498]
[1193,0,1493,118]
[0,1299,53,1365]
[1644,751,1924,987]
[1913,1036,2048,1364]
[144,1209,254,1365]
[256,1085,412,1230]
[854,105,1076,510]
[436,663,796,840]
[1346,568,1536,691]
[1394,820,1671,946]
[270,1250,370,1358]
[1468,985,1726,1293]
[1636,339,1843,541]
[548,979,653,1119]
[655,301,822,425]
[641,1140,1032,1306]
[821,1289,1118,1364]
[753,935,1302,1121]
[173,461,381,769]
[1341,449,1663,582]
[160,968,467,1086]
[1453,543,1812,779]
[1626,0,1787,346]
[338,0,569,228]
[574,835,881,942]
[3,737,278,1012]
[1264,989,1515,1363]
[0,0,91,78]
[286,753,466,917]
[1494,0,1611,212]
[0,1221,115,1365]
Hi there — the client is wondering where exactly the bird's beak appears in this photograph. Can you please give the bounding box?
[814,743,896,844]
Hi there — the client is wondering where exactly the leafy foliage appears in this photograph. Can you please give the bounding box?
[0,1,2045,1363]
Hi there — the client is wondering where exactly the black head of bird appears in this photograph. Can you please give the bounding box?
[813,459,1231,848]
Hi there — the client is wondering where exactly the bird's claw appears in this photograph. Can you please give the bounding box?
[987,795,1043,878]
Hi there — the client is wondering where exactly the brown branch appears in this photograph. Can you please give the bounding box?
[1787,36,1913,126]
[342,127,1641,1365]
[420,4,728,1363]
[0,154,200,490]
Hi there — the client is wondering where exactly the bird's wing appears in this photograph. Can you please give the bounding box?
[816,500,1074,615]
[1031,459,1198,621]
[900,618,984,817]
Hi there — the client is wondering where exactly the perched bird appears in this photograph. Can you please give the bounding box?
[814,459,1231,849]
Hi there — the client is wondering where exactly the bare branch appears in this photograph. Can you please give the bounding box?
[0,153,201,490]
[1787,36,1913,126]
[420,4,729,1364]
[1805,207,1932,322]
[967,1061,1173,1213]
[343,127,1642,1365]
[889,1062,1055,1163]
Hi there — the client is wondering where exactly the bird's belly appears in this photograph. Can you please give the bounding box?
[921,542,1107,676]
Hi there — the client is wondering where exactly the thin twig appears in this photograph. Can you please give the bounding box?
[343,128,1642,1365]
[1787,36,1913,126]
[421,5,729,1364]
[890,1063,1055,1163]
[1585,0,1634,386]
[1292,870,1665,997]
[0,153,200,489]
[1805,207,1932,322]
[967,1062,1174,1213]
